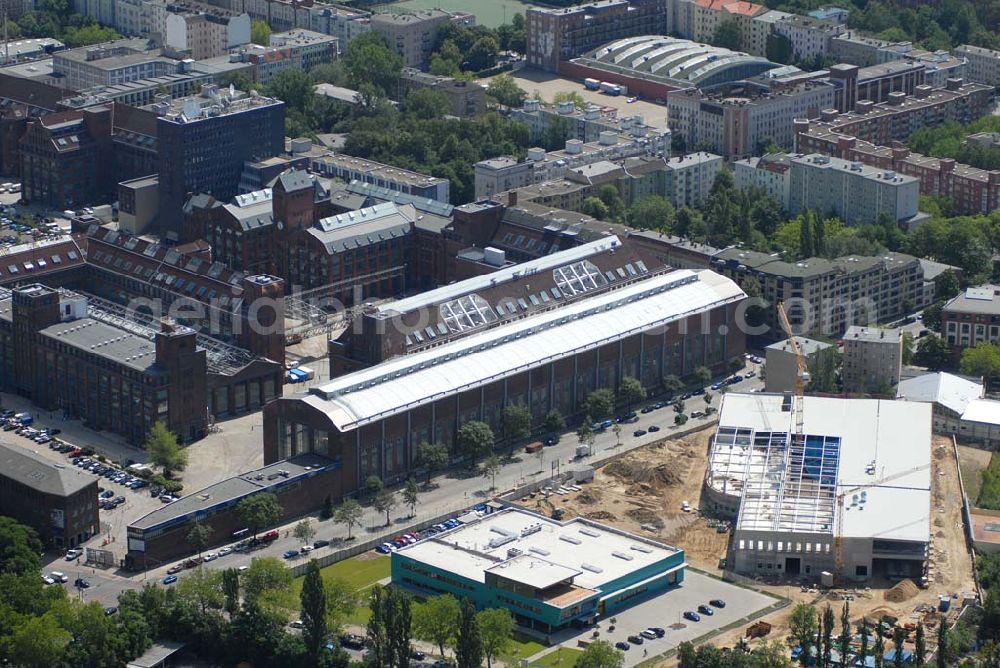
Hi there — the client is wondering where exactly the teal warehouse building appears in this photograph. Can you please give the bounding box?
[391,507,686,632]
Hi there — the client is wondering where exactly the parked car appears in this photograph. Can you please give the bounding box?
[65,548,82,561]
[640,629,658,640]
[217,547,232,557]
[627,634,644,645]
[633,429,647,437]
[283,550,299,559]
[615,641,630,651]
[162,575,178,585]
[49,571,68,583]
[313,539,330,548]
[710,599,726,608]
[683,611,701,622]
[648,425,660,432]
[167,565,183,575]
[697,604,715,616]
[648,627,665,637]
[104,607,118,616]
[74,578,90,589]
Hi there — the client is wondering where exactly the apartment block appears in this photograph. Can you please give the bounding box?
[841,325,902,392]
[398,68,487,117]
[794,120,1000,216]
[164,6,252,59]
[232,29,338,84]
[732,153,791,207]
[788,153,923,227]
[525,0,666,72]
[711,248,933,338]
[954,44,1000,87]
[51,39,173,89]
[830,32,892,67]
[370,10,453,69]
[772,14,844,62]
[764,335,834,393]
[942,285,1000,350]
[511,99,664,145]
[667,81,836,161]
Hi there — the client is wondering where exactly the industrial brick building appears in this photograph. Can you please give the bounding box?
[0,441,98,549]
[263,242,746,494]
[706,393,931,582]
[942,285,1000,350]
[0,284,209,444]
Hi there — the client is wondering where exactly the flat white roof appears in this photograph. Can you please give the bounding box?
[961,398,1000,426]
[713,393,931,543]
[376,236,624,316]
[897,371,983,416]
[307,269,744,430]
[396,508,681,592]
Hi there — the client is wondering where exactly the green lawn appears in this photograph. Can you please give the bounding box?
[507,632,546,661]
[289,554,390,626]
[533,647,584,666]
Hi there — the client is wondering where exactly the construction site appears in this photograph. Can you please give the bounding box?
[512,393,976,664]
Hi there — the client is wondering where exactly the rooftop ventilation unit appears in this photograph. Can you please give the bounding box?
[579,528,600,538]
[581,563,603,573]
[559,535,582,545]
[612,551,634,561]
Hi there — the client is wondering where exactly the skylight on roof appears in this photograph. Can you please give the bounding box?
[554,260,608,297]
[440,293,498,333]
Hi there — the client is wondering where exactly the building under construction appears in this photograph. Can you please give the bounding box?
[705,393,932,583]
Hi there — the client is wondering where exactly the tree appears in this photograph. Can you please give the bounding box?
[402,478,419,518]
[584,389,615,419]
[343,32,402,95]
[0,517,44,574]
[301,560,327,660]
[456,421,494,464]
[914,336,951,370]
[618,376,646,412]
[961,342,1000,381]
[790,603,818,665]
[335,498,363,539]
[711,19,741,50]
[250,19,271,46]
[222,568,240,615]
[413,594,461,658]
[367,586,411,667]
[822,604,835,667]
[242,557,292,604]
[7,613,70,668]
[581,196,610,221]
[373,488,397,527]
[481,454,502,491]
[577,416,595,447]
[915,622,926,665]
[598,185,625,221]
[936,270,961,300]
[543,409,565,434]
[662,374,684,398]
[145,421,187,478]
[415,441,450,485]
[404,88,451,120]
[176,566,225,614]
[323,577,357,633]
[466,36,499,71]
[553,91,587,109]
[320,495,334,521]
[187,522,212,558]
[893,626,906,667]
[612,423,622,448]
[859,618,870,668]
[500,403,531,453]
[576,639,625,668]
[922,302,943,332]
[876,627,886,668]
[937,620,949,668]
[902,331,915,365]
[455,598,483,668]
[627,195,674,231]
[364,475,384,497]
[293,519,316,546]
[486,74,526,107]
[692,366,712,385]
[236,493,282,541]
[476,607,514,668]
[839,601,852,665]
[265,68,314,112]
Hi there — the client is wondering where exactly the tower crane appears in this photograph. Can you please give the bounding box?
[776,303,809,444]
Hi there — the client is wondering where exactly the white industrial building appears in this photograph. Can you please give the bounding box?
[705,393,931,582]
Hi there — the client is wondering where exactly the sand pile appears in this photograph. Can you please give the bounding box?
[885,580,920,603]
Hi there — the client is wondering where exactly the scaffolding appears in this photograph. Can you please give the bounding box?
[283,265,406,339]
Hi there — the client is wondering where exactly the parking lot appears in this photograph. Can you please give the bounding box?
[544,571,780,666]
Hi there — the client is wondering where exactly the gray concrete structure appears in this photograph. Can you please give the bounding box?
[764,336,833,393]
[841,325,902,393]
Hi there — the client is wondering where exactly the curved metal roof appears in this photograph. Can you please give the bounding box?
[587,35,779,85]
